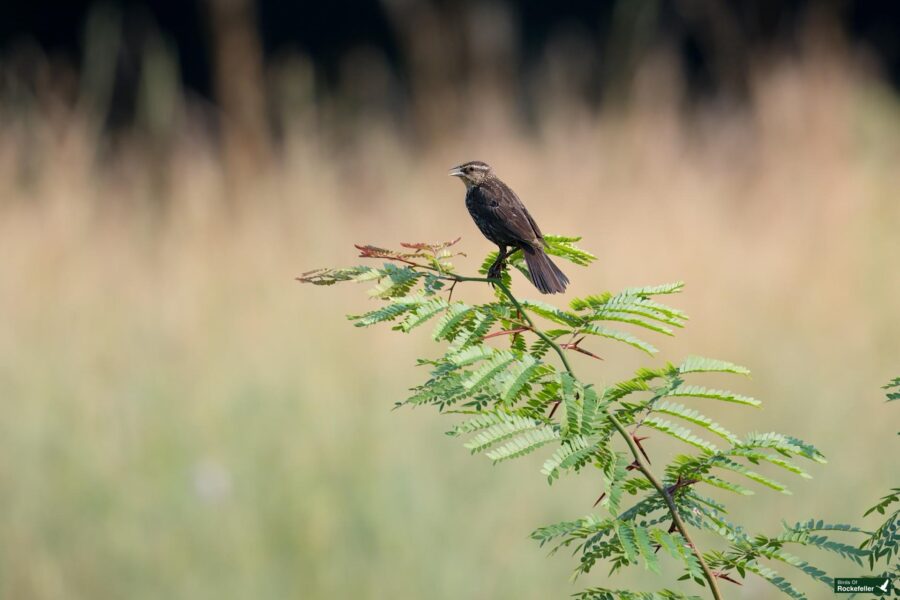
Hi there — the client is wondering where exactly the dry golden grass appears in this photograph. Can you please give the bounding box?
[0,53,897,598]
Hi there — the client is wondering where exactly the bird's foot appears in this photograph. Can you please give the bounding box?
[487,260,506,281]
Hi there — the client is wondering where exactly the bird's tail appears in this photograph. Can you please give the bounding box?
[523,247,569,294]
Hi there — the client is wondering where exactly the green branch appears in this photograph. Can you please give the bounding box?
[299,238,871,600]
[453,273,723,600]
[451,275,575,374]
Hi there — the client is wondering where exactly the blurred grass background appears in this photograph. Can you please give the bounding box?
[0,2,898,598]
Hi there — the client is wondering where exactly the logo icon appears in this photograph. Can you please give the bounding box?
[833,577,892,595]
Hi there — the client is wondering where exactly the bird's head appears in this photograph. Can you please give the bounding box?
[449,160,492,189]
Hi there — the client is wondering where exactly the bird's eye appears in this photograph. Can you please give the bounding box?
[464,166,472,173]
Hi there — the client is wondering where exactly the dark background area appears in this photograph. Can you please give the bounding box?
[3,0,899,102]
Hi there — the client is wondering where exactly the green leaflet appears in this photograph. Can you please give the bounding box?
[349,296,424,327]
[652,401,739,444]
[448,411,524,436]
[616,521,639,564]
[560,372,585,437]
[788,534,868,565]
[447,344,497,367]
[587,309,676,336]
[484,426,560,463]
[787,519,868,535]
[608,523,665,574]
[520,299,582,326]
[398,297,449,332]
[729,449,812,479]
[571,293,687,324]
[497,356,552,405]
[652,529,699,578]
[678,356,751,376]
[366,265,423,298]
[571,289,688,340]
[531,514,610,547]
[708,456,790,494]
[634,522,660,573]
[460,352,517,393]
[757,547,832,586]
[569,293,614,311]
[622,477,654,495]
[617,282,685,297]
[603,451,629,515]
[653,529,683,560]
[864,488,900,516]
[682,494,750,543]
[463,414,547,453]
[581,385,602,436]
[448,311,498,352]
[699,475,754,496]
[741,432,826,463]
[296,265,382,285]
[349,266,386,281]
[541,435,593,482]
[743,563,805,600]
[543,235,598,266]
[431,302,474,340]
[863,512,899,568]
[642,416,719,453]
[405,371,466,407]
[608,377,654,401]
[581,323,659,355]
[666,384,760,407]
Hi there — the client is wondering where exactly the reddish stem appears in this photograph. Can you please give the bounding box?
[483,327,530,340]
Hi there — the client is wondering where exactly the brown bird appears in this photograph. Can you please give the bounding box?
[449,160,568,294]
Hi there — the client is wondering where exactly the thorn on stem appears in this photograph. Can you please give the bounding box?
[559,337,604,360]
[548,400,561,419]
[715,572,742,586]
[632,434,651,464]
[665,476,699,497]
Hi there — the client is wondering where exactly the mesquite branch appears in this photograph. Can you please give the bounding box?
[358,252,725,599]
[471,276,724,600]
[299,241,861,599]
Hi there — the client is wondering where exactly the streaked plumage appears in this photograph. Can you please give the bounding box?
[449,161,569,294]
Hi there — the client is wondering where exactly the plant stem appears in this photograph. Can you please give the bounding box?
[606,412,723,600]
[368,256,724,598]
[452,276,575,374]
[362,257,722,600]
[456,273,724,600]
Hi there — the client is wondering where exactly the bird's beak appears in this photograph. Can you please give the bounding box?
[448,166,465,178]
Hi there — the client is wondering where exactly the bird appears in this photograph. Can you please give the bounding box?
[449,160,569,294]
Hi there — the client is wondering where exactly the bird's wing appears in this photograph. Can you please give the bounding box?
[472,179,544,247]
[523,207,546,245]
